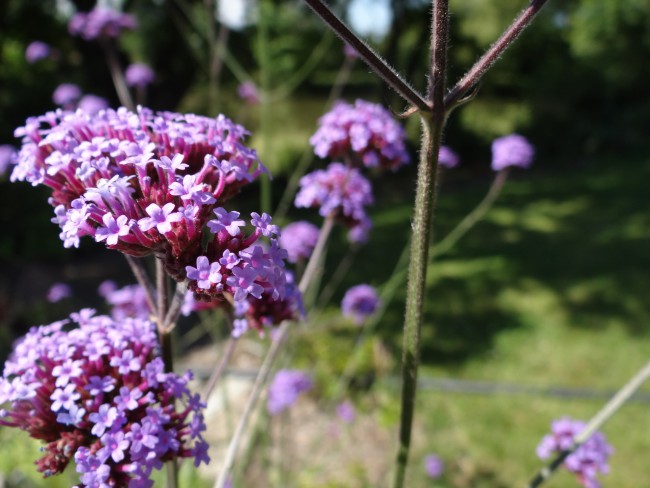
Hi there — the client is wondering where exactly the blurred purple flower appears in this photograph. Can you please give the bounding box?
[537,417,613,488]
[424,453,444,479]
[125,63,155,88]
[280,221,320,263]
[46,282,72,303]
[52,83,82,108]
[0,145,17,177]
[341,284,380,324]
[267,369,313,415]
[438,145,459,168]
[491,134,534,171]
[336,400,356,423]
[237,81,260,105]
[78,94,109,115]
[310,99,410,171]
[68,7,137,41]
[347,215,372,245]
[343,43,359,60]
[25,41,51,63]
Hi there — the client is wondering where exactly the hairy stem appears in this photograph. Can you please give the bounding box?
[526,360,650,488]
[125,255,157,316]
[302,0,430,112]
[445,0,550,108]
[392,1,448,486]
[101,40,135,110]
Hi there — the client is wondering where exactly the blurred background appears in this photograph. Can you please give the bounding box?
[1,0,650,487]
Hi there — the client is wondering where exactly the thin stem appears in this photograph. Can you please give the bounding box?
[203,336,238,399]
[317,243,359,308]
[101,41,135,110]
[156,258,170,331]
[392,1,448,486]
[526,360,650,488]
[431,169,509,258]
[302,0,431,112]
[444,0,550,109]
[163,281,189,332]
[258,0,272,213]
[213,215,336,488]
[125,255,157,316]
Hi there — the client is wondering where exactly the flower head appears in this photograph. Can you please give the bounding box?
[336,400,356,423]
[491,134,535,171]
[310,100,410,171]
[0,311,209,486]
[279,221,320,263]
[25,41,52,63]
[438,145,459,168]
[78,94,109,115]
[267,369,313,415]
[343,43,359,60]
[47,282,72,303]
[341,284,380,324]
[68,6,137,41]
[125,63,155,88]
[424,453,444,479]
[52,83,82,108]
[237,82,260,105]
[537,417,613,488]
[295,162,373,228]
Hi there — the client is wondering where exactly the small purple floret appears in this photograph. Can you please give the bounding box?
[491,134,535,171]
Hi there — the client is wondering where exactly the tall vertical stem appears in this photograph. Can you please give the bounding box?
[392,2,448,487]
[257,0,272,213]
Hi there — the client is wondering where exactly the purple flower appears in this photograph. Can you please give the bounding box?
[0,311,209,485]
[341,284,380,324]
[125,63,155,88]
[78,94,109,115]
[52,83,81,108]
[280,221,320,263]
[96,213,131,245]
[208,208,246,236]
[310,99,410,171]
[68,7,137,41]
[25,41,51,63]
[46,282,72,303]
[537,417,613,488]
[237,81,260,104]
[343,43,359,60]
[438,145,460,168]
[185,256,222,290]
[424,453,444,479]
[295,162,373,227]
[336,400,356,423]
[139,203,182,234]
[491,134,535,171]
[267,369,313,415]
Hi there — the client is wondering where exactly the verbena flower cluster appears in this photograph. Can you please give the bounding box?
[295,162,373,234]
[267,369,313,415]
[0,310,209,487]
[438,145,460,168]
[25,41,52,63]
[68,6,137,41]
[537,417,613,488]
[279,221,320,263]
[310,99,410,171]
[53,83,82,108]
[491,133,535,171]
[424,453,444,479]
[237,82,260,105]
[11,106,301,335]
[341,284,381,325]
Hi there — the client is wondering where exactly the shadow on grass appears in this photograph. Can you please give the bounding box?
[327,154,650,366]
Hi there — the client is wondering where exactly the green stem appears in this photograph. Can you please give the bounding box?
[257,0,272,213]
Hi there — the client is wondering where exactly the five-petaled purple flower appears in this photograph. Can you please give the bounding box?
[491,134,535,171]
[186,256,222,290]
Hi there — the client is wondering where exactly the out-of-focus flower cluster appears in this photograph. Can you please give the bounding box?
[424,453,444,479]
[0,310,209,487]
[310,99,410,171]
[25,41,53,63]
[537,417,613,488]
[341,284,380,325]
[295,162,373,239]
[267,369,313,415]
[279,221,320,263]
[125,63,155,88]
[491,133,535,171]
[237,82,260,105]
[11,106,301,336]
[68,6,137,41]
